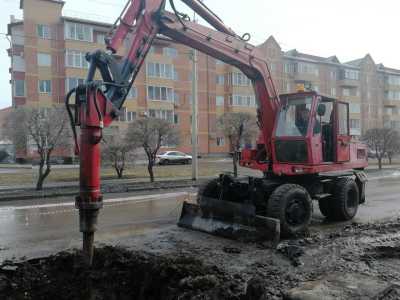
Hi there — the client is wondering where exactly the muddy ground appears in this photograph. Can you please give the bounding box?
[2,219,400,300]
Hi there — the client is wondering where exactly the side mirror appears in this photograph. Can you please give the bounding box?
[317,104,326,117]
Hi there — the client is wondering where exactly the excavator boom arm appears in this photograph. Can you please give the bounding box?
[99,0,280,155]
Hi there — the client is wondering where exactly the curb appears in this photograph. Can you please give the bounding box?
[0,179,208,202]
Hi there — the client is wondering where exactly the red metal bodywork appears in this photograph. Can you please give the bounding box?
[240,92,367,175]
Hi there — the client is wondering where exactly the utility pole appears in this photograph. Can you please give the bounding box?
[191,48,198,181]
[191,10,199,181]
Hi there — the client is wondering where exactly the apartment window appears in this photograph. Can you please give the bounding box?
[127,86,137,99]
[118,107,127,122]
[12,55,25,72]
[298,62,319,76]
[96,33,106,44]
[65,22,93,42]
[386,75,400,86]
[230,94,256,107]
[37,24,51,39]
[349,103,361,114]
[391,121,400,129]
[126,111,136,122]
[66,50,89,69]
[216,74,225,85]
[343,69,360,80]
[229,72,251,86]
[350,119,361,135]
[14,80,25,97]
[38,80,51,94]
[147,62,174,79]
[330,71,337,80]
[216,137,225,146]
[216,96,224,106]
[163,47,178,58]
[330,87,336,97]
[147,86,174,101]
[385,107,393,115]
[149,109,174,122]
[342,88,359,97]
[37,53,51,67]
[385,90,400,101]
[66,77,85,92]
[284,63,295,74]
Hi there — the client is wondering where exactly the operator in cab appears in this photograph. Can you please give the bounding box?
[296,106,310,136]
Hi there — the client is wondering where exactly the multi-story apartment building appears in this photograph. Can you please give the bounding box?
[6,0,400,160]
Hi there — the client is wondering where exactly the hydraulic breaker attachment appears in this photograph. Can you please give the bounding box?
[178,196,280,246]
[66,83,116,266]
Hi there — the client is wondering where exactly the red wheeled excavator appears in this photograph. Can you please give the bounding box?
[66,0,368,265]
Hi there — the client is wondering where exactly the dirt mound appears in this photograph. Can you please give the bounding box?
[0,246,247,300]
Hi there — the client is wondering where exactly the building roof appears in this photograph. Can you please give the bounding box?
[284,49,342,65]
[62,16,112,28]
[20,0,64,9]
[345,58,363,67]
[377,64,400,75]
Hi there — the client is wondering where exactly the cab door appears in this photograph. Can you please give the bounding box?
[335,102,351,162]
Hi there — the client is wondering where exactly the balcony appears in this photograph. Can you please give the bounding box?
[338,79,360,87]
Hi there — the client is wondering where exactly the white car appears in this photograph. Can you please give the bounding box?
[157,151,192,165]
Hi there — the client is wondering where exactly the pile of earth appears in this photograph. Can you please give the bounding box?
[0,246,267,300]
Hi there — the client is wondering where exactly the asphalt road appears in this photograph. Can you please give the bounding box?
[1,173,400,262]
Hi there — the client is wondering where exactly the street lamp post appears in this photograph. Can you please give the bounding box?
[190,48,198,181]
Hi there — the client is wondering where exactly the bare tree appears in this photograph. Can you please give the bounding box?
[386,130,400,165]
[362,128,397,170]
[126,117,179,182]
[218,112,258,177]
[5,106,70,190]
[102,132,137,179]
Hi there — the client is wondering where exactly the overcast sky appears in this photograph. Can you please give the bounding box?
[0,0,399,109]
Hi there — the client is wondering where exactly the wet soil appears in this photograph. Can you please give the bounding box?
[2,219,400,300]
[0,246,247,300]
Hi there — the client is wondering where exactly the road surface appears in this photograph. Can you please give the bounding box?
[0,173,400,262]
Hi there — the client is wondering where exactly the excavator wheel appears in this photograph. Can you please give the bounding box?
[267,184,312,237]
[329,177,359,221]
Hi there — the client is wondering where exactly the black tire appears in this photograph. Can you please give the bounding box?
[187,159,192,165]
[329,177,359,221]
[197,179,220,205]
[164,159,170,165]
[268,184,312,237]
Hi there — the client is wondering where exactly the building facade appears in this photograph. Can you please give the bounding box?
[6,0,400,159]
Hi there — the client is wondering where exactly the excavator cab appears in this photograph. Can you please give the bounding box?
[269,91,366,176]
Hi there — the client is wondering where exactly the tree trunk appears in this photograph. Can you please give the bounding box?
[115,167,123,179]
[36,161,45,191]
[378,157,382,170]
[36,155,51,190]
[388,154,392,165]
[148,162,154,183]
[232,151,238,178]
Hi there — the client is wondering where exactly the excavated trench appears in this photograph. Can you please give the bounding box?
[1,220,400,299]
[0,247,249,300]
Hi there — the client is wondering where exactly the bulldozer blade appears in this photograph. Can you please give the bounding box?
[177,198,280,245]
